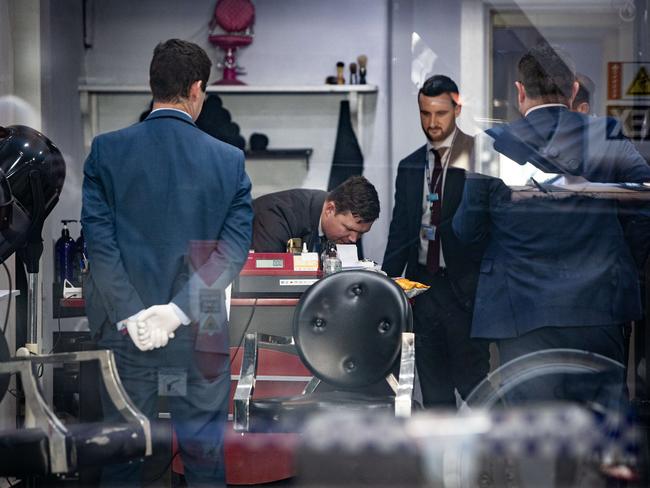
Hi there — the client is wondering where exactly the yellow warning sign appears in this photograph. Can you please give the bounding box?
[626,66,650,96]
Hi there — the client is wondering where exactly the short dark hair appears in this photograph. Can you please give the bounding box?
[150,39,211,103]
[518,44,576,103]
[419,75,460,106]
[327,176,380,223]
[573,73,595,107]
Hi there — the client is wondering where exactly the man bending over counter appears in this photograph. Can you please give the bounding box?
[251,175,380,255]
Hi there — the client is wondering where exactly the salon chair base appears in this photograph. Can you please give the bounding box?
[247,391,396,433]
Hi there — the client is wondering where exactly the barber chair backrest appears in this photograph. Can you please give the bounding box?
[213,0,255,33]
[293,270,411,390]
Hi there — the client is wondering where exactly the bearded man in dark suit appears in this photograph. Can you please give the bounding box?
[382,75,489,408]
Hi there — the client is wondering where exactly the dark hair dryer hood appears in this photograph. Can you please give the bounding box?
[0,125,66,215]
[0,125,66,262]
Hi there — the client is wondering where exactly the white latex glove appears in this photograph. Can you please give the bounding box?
[137,304,183,348]
[126,319,154,351]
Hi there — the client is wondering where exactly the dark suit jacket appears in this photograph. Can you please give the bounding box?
[453,106,650,339]
[252,189,327,253]
[382,130,484,307]
[488,106,650,183]
[82,109,253,351]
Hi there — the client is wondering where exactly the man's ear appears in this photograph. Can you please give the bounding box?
[324,200,336,216]
[190,80,202,99]
[568,80,580,108]
[515,81,526,105]
[449,92,462,118]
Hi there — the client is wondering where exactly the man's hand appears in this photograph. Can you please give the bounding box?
[126,319,154,351]
[137,304,183,348]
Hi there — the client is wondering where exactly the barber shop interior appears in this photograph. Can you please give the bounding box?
[2,0,650,486]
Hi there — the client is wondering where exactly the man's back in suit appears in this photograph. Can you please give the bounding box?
[81,39,253,487]
[463,104,650,340]
[453,172,643,339]
[84,110,252,332]
[452,44,650,415]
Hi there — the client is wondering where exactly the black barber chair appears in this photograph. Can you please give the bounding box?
[234,270,416,433]
[0,126,152,478]
[0,343,151,477]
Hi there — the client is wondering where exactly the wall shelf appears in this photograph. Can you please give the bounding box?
[246,148,312,168]
[78,84,378,152]
[78,84,378,94]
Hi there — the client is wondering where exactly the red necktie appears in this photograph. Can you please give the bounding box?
[426,148,442,273]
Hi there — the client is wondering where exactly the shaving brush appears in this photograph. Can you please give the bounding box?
[357,55,367,84]
[336,61,345,84]
[349,62,358,84]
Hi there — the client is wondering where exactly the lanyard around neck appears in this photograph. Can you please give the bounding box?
[425,131,457,191]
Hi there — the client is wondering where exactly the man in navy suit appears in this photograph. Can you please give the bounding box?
[382,75,489,408]
[82,39,253,486]
[453,44,650,406]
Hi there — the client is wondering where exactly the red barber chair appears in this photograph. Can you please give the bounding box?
[208,0,255,85]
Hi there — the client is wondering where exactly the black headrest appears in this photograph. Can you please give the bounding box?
[293,270,411,389]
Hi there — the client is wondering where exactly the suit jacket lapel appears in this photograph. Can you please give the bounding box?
[407,146,427,227]
[447,130,473,171]
[442,168,465,219]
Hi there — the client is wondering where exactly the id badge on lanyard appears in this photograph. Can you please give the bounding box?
[423,147,447,242]
[422,224,436,241]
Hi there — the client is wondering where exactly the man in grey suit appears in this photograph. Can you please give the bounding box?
[453,44,650,406]
[82,39,253,486]
[382,75,489,408]
[251,175,380,254]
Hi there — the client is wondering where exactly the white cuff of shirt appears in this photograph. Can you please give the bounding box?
[170,302,191,325]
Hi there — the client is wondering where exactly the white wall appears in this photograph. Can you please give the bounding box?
[40,0,88,347]
[389,0,468,210]
[80,0,391,262]
[0,1,11,94]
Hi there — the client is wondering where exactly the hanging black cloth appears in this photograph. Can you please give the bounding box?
[327,100,364,190]
[138,95,246,149]
[196,94,246,150]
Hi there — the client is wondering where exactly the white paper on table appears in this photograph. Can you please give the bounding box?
[337,244,360,268]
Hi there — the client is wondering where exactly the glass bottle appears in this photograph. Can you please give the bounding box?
[322,241,342,276]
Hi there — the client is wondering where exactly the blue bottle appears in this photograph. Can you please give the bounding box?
[74,229,88,285]
[55,220,77,284]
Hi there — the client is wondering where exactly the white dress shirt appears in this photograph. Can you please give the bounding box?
[418,128,458,267]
